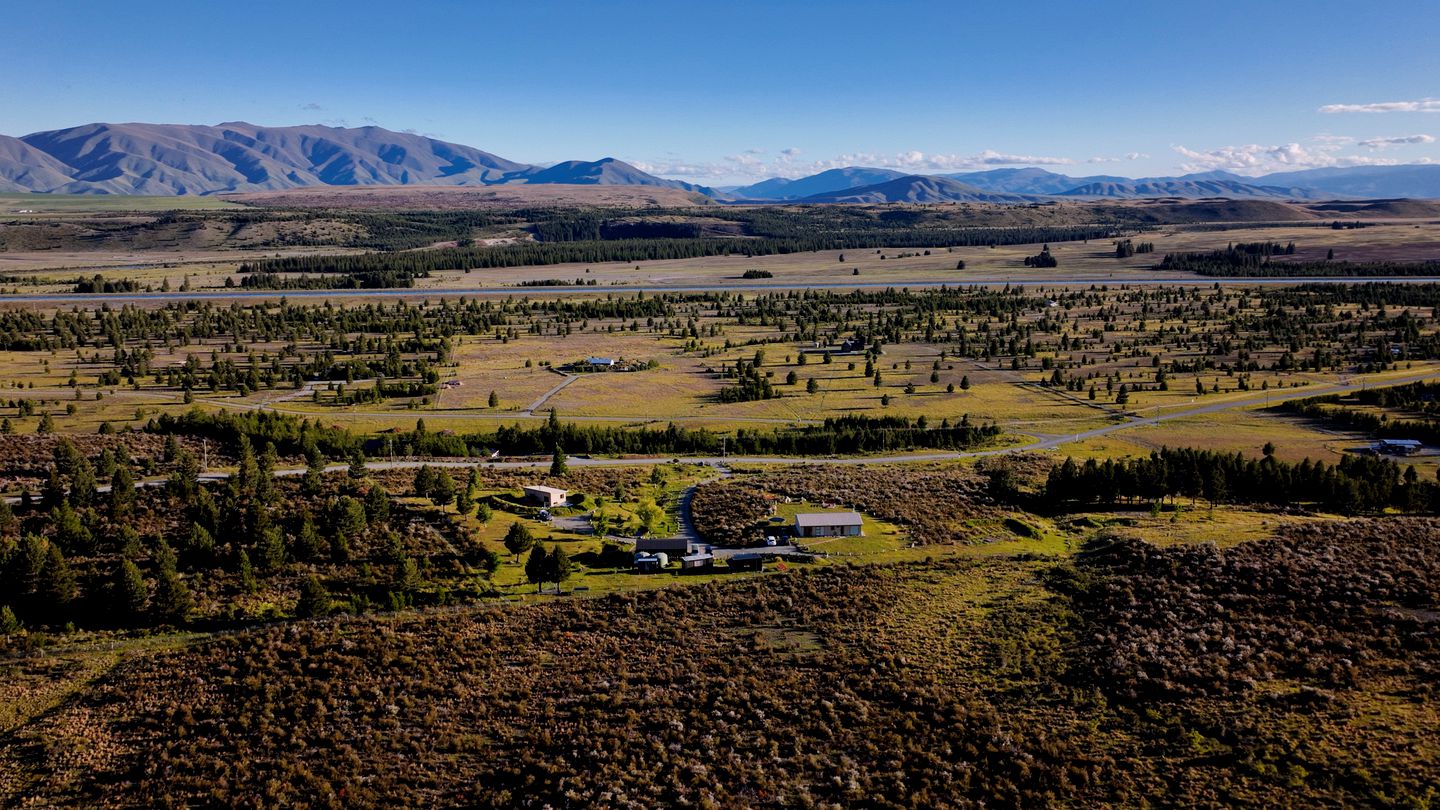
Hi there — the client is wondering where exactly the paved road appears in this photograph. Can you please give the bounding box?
[7,367,1436,507]
[186,394,817,426]
[5,275,1440,306]
[331,367,1440,471]
[523,372,579,414]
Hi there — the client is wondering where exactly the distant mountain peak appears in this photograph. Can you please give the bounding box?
[798,174,1035,204]
[0,122,728,197]
[3,121,1440,200]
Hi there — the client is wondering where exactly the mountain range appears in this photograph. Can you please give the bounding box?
[0,122,721,197]
[731,166,1440,202]
[2,121,1439,202]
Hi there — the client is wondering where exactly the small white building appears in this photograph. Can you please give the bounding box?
[586,357,617,369]
[794,511,864,538]
[522,485,569,507]
[680,553,714,571]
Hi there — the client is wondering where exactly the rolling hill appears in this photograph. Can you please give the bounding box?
[943,168,1127,195]
[504,157,723,196]
[1255,165,1440,199]
[0,134,76,193]
[731,167,908,200]
[798,175,1035,204]
[1057,177,1323,199]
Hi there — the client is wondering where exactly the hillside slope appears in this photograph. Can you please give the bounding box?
[800,175,1037,203]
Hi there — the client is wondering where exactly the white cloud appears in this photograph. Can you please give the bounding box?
[1172,141,1424,174]
[1357,134,1436,149]
[1320,99,1440,113]
[1087,152,1149,163]
[634,148,1079,182]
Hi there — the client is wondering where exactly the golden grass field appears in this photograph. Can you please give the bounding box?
[2,215,1438,293]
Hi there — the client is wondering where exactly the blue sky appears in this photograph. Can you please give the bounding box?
[4,0,1439,183]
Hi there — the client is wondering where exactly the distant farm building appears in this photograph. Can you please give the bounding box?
[794,511,864,538]
[803,335,867,356]
[680,552,715,572]
[634,552,668,572]
[586,357,616,369]
[522,485,569,507]
[727,553,764,571]
[1373,438,1423,456]
[636,536,692,555]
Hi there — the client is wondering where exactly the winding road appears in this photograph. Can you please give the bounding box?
[7,367,1436,508]
[288,367,1440,473]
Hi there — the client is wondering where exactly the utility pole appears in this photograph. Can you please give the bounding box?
[201,438,208,471]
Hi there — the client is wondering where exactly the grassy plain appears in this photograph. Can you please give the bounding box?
[0,193,242,213]
[2,204,1438,292]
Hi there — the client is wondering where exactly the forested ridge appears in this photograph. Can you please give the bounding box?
[1280,380,1440,447]
[387,412,1001,458]
[1157,242,1440,277]
[1043,446,1436,514]
[240,205,1131,279]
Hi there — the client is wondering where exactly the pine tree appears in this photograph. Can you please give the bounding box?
[110,465,135,518]
[413,465,435,499]
[525,546,548,593]
[52,502,93,555]
[551,445,568,477]
[186,523,216,566]
[69,459,97,509]
[394,556,422,593]
[39,544,77,614]
[151,568,192,624]
[0,605,20,634]
[42,469,65,510]
[429,474,456,511]
[237,549,258,593]
[295,576,331,618]
[365,484,391,524]
[303,445,326,496]
[504,521,535,561]
[235,436,258,495]
[333,496,368,543]
[111,559,148,620]
[256,443,278,504]
[347,450,367,481]
[258,526,287,573]
[547,546,574,593]
[488,390,500,408]
[296,517,325,562]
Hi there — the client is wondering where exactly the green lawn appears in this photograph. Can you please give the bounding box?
[0,193,243,212]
